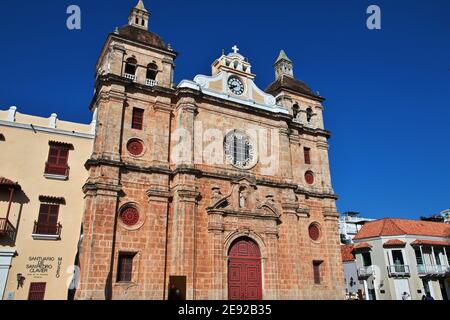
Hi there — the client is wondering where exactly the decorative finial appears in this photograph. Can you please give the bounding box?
[168,43,173,51]
[232,45,239,54]
[222,49,225,55]
[114,27,119,34]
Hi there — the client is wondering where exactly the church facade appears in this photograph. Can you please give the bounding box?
[75,1,344,300]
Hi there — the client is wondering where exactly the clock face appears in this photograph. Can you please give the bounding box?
[227,76,245,95]
[224,130,257,169]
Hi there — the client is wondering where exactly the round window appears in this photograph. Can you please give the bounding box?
[127,139,144,156]
[120,206,140,227]
[309,223,321,241]
[224,130,257,169]
[305,171,315,185]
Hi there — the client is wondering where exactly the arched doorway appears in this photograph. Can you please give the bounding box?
[228,237,262,300]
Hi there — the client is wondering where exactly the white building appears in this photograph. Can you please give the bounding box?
[339,212,375,243]
[352,218,450,300]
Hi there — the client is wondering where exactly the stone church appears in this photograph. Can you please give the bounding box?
[75,1,344,300]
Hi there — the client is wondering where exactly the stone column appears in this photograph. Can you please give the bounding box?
[208,219,224,300]
[92,86,126,162]
[75,183,122,300]
[278,124,293,181]
[317,139,333,194]
[146,182,171,300]
[151,98,172,168]
[323,203,345,299]
[169,181,199,300]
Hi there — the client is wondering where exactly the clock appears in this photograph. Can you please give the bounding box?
[224,130,257,169]
[227,76,245,95]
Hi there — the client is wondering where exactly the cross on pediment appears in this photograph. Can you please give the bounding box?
[232,45,239,54]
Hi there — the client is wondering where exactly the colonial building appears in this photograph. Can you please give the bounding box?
[353,218,450,300]
[341,244,361,299]
[0,107,95,300]
[75,1,344,300]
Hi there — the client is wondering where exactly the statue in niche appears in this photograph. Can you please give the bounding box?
[239,187,248,209]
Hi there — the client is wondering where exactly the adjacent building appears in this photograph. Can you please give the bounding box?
[352,218,450,300]
[341,244,361,299]
[0,106,95,300]
[74,1,344,300]
[339,211,374,243]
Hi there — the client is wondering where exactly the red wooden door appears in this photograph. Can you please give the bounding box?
[228,238,262,300]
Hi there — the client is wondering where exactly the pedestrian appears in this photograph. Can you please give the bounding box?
[401,291,410,300]
[425,292,434,301]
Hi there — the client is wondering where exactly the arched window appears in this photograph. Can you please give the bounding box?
[124,58,137,81]
[146,63,158,80]
[293,103,300,120]
[306,107,313,123]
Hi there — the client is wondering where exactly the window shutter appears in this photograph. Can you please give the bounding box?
[313,261,322,284]
[132,108,144,130]
[118,253,134,282]
[304,148,311,164]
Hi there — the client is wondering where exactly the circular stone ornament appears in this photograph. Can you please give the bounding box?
[120,206,140,227]
[309,223,321,241]
[127,139,144,156]
[305,171,315,185]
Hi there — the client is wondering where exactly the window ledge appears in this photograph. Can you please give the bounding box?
[32,233,61,241]
[43,173,68,181]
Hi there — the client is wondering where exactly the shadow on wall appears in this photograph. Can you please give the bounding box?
[0,189,30,247]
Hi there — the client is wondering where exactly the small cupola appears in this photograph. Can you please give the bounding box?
[128,0,150,30]
[274,50,294,79]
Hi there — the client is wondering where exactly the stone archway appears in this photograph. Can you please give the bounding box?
[228,237,262,300]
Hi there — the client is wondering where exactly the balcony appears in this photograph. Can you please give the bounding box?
[417,264,450,277]
[32,221,62,240]
[0,218,16,239]
[44,163,70,180]
[387,264,410,277]
[145,79,158,87]
[124,73,137,81]
[358,266,375,278]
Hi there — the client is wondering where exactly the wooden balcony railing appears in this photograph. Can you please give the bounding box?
[0,218,16,239]
[33,221,62,237]
[44,163,70,177]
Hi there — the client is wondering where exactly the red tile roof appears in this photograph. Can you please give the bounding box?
[410,240,450,246]
[383,239,406,247]
[341,244,355,262]
[353,242,372,250]
[354,218,450,240]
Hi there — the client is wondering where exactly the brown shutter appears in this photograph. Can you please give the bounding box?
[304,148,311,164]
[118,253,134,282]
[313,261,322,284]
[132,108,144,130]
[28,282,46,300]
[37,204,59,234]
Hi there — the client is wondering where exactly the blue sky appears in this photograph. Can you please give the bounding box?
[0,0,449,220]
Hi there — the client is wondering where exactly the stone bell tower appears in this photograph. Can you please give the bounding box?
[75,0,177,300]
[274,50,294,79]
[128,0,150,30]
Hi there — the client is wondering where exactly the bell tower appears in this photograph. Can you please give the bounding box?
[274,50,294,79]
[128,0,150,30]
